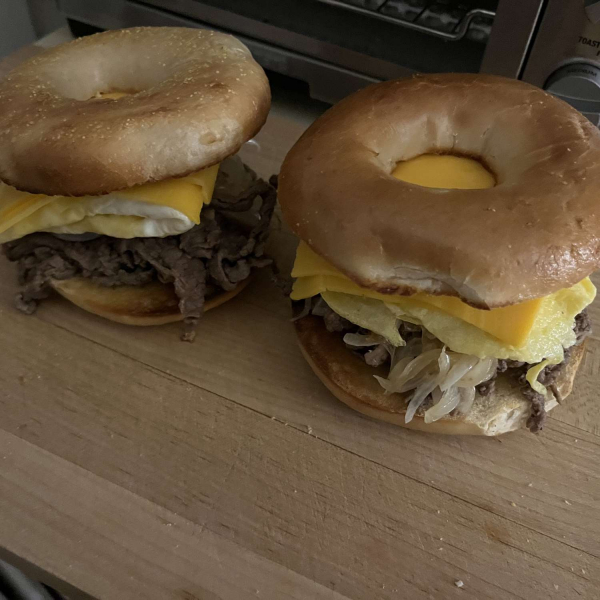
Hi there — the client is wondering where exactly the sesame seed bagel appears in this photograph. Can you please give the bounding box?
[279,74,600,308]
[0,27,270,196]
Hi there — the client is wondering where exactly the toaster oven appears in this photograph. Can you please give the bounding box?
[54,0,600,124]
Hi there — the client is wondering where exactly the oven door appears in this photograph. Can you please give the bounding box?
[56,0,543,103]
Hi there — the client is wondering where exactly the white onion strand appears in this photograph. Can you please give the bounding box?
[440,356,478,391]
[456,386,476,415]
[457,358,497,387]
[369,323,500,423]
[424,386,461,423]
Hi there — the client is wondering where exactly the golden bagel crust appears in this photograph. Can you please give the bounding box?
[0,27,270,196]
[51,277,250,326]
[294,316,585,436]
[279,74,600,308]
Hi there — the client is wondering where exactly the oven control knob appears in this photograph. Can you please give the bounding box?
[545,62,600,104]
[585,1,600,24]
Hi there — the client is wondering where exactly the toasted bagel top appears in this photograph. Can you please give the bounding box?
[279,74,600,308]
[0,27,270,196]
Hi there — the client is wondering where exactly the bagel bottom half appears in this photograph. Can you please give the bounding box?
[294,316,585,436]
[51,277,250,326]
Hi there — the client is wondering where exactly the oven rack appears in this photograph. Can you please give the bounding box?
[316,0,495,42]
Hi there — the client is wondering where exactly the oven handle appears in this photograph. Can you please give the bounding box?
[316,0,495,41]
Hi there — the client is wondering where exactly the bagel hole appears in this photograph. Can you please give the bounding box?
[392,152,496,190]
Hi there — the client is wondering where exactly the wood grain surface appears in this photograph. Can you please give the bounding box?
[0,36,599,600]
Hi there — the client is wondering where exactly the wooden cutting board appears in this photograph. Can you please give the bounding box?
[0,34,599,600]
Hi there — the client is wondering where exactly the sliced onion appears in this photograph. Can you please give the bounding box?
[343,332,385,347]
[374,357,429,395]
[456,386,476,415]
[388,349,442,390]
[402,348,452,404]
[396,370,436,393]
[424,386,461,423]
[438,347,451,378]
[405,350,451,423]
[405,377,441,423]
[388,356,415,380]
[370,326,499,422]
[373,375,394,393]
[457,358,497,387]
[439,355,478,391]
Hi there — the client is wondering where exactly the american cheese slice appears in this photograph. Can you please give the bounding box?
[292,242,343,278]
[391,154,495,190]
[291,242,594,349]
[412,294,543,348]
[0,164,219,242]
[292,269,394,304]
[385,279,594,364]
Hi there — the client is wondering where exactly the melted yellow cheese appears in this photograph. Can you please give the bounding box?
[385,283,593,364]
[291,242,596,362]
[392,154,495,189]
[292,242,543,347]
[407,294,543,348]
[0,164,219,242]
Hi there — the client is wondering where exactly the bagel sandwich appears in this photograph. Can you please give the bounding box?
[0,27,275,341]
[279,74,600,435]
